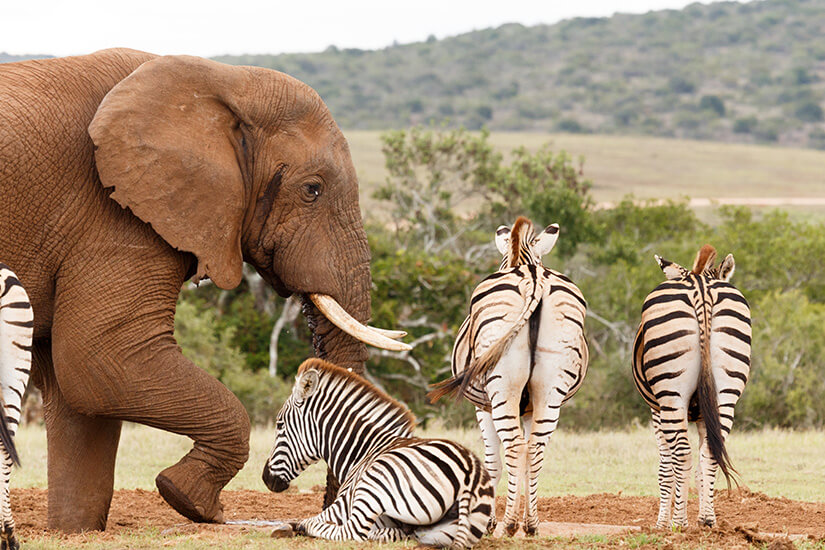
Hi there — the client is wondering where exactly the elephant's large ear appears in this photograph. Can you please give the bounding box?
[89,55,252,289]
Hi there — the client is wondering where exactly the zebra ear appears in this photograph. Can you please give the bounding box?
[532,224,559,257]
[495,225,511,255]
[293,369,320,403]
[718,254,735,281]
[655,254,688,280]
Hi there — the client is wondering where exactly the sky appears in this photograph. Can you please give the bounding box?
[3,0,734,58]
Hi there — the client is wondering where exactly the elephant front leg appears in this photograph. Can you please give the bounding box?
[33,340,123,532]
[51,319,250,526]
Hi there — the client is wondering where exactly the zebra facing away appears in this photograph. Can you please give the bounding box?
[633,245,751,529]
[262,358,494,548]
[0,264,33,550]
[429,217,589,536]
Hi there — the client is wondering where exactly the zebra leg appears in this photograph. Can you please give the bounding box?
[0,447,16,550]
[696,419,718,527]
[522,371,566,536]
[658,405,691,528]
[474,408,500,533]
[652,410,674,528]
[486,366,529,537]
[298,493,380,541]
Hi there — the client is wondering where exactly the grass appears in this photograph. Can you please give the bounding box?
[13,423,825,501]
[344,130,825,214]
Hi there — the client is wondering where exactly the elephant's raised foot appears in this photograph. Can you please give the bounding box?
[156,460,225,523]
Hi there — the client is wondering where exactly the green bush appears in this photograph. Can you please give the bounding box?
[175,300,293,424]
[795,101,824,122]
[700,95,726,116]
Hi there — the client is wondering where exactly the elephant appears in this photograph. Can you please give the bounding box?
[0,49,408,532]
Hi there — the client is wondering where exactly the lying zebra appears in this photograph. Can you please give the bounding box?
[263,358,494,548]
[0,264,33,550]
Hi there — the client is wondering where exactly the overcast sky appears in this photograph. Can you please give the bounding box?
[4,0,735,58]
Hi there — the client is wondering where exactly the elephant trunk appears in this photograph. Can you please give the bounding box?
[303,244,372,375]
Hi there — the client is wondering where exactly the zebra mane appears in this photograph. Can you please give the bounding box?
[506,216,535,268]
[298,359,416,430]
[691,244,717,275]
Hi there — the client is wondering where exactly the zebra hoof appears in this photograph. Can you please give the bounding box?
[699,517,716,528]
[0,534,18,550]
[486,516,497,535]
[504,522,519,537]
[525,524,538,536]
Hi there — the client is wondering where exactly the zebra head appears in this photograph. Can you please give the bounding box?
[655,245,736,282]
[262,368,322,493]
[495,217,559,269]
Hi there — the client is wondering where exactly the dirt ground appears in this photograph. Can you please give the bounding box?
[13,487,825,548]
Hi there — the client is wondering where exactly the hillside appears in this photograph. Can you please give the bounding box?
[0,52,51,63]
[215,0,825,149]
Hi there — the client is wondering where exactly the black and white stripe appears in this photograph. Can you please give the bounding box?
[0,263,33,550]
[429,217,589,536]
[263,359,493,548]
[632,245,750,528]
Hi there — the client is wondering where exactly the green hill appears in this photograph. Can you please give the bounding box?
[215,0,825,149]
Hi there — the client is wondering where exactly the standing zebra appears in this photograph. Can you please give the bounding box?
[263,358,493,548]
[633,245,750,528]
[0,264,33,550]
[429,217,589,536]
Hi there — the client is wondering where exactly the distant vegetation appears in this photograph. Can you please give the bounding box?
[0,52,51,63]
[215,0,825,149]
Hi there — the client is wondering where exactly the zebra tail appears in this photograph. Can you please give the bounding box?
[696,305,736,488]
[427,319,526,404]
[427,375,464,403]
[0,412,19,467]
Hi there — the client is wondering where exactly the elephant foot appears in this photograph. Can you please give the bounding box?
[156,459,224,523]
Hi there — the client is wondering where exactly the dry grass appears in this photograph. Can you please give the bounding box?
[344,130,825,214]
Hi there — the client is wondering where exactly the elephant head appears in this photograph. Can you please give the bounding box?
[88,55,407,371]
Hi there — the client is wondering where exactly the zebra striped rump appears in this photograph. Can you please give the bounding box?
[0,263,33,550]
[263,359,493,548]
[633,245,750,528]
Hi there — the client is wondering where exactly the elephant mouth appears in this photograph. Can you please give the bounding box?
[256,266,409,352]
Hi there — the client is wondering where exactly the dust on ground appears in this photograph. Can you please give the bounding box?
[13,487,825,548]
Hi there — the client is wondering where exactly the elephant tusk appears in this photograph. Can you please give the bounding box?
[309,294,412,352]
[369,327,407,340]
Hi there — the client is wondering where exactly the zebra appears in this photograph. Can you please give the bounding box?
[262,358,494,549]
[632,244,751,528]
[429,217,589,536]
[0,264,33,550]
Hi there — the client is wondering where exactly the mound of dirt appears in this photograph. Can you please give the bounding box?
[12,487,824,548]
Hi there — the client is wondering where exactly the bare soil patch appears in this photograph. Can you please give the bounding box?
[13,487,825,548]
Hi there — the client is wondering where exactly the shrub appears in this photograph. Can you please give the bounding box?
[733,116,758,133]
[699,95,726,116]
[795,101,824,122]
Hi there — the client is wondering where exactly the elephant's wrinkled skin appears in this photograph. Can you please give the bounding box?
[0,49,373,531]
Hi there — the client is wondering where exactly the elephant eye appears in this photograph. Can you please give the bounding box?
[301,181,322,203]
